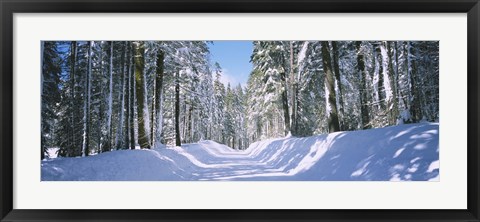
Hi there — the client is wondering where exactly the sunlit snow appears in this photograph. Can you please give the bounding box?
[42,123,439,181]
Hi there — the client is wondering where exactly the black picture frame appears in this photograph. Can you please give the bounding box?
[1,0,479,221]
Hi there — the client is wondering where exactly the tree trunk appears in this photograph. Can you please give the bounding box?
[82,41,93,157]
[129,43,135,150]
[124,43,131,149]
[104,41,114,152]
[396,42,407,110]
[152,49,165,147]
[175,71,182,147]
[376,44,386,110]
[331,42,345,130]
[386,41,399,124]
[69,41,77,156]
[98,42,105,154]
[321,41,340,133]
[41,41,45,160]
[280,72,290,136]
[408,42,422,122]
[150,69,156,146]
[133,41,150,149]
[182,95,188,143]
[187,104,193,143]
[355,41,371,129]
[402,42,410,110]
[115,41,127,149]
[289,41,297,135]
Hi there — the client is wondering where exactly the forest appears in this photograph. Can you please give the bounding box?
[41,41,439,159]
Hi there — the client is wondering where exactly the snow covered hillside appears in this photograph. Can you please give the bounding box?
[41,123,439,181]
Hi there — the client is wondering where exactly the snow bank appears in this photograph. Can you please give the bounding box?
[42,123,439,181]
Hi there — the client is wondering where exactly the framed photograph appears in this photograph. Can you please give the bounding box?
[1,0,479,221]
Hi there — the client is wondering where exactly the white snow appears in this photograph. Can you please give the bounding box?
[42,123,439,181]
[45,147,60,159]
[380,43,393,101]
[427,160,439,173]
[325,82,331,115]
[296,41,309,80]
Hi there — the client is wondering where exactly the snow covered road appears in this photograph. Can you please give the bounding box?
[42,123,439,181]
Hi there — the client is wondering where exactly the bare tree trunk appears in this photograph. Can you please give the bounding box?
[124,43,131,149]
[321,41,340,133]
[187,104,193,143]
[115,41,127,149]
[82,41,93,157]
[408,42,422,122]
[355,41,370,129]
[129,44,135,150]
[150,78,156,146]
[151,49,165,147]
[386,41,399,124]
[182,95,188,143]
[374,44,386,111]
[69,41,77,156]
[41,41,45,160]
[289,41,301,136]
[280,72,290,136]
[331,41,345,130]
[133,41,150,149]
[104,41,114,152]
[402,42,410,110]
[175,71,181,147]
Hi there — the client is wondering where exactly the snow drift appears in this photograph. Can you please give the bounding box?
[41,123,439,181]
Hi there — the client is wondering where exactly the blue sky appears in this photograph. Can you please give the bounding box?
[208,41,253,88]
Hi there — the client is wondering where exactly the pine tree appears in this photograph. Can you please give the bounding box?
[41,41,62,159]
[42,40,439,156]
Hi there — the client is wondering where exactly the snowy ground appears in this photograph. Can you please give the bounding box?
[41,123,439,181]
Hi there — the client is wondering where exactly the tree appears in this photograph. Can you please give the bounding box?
[68,41,77,155]
[175,70,181,147]
[250,41,291,136]
[41,41,45,159]
[104,41,114,152]
[133,41,151,149]
[115,41,127,149]
[41,41,62,159]
[42,40,439,156]
[289,41,297,135]
[82,41,93,157]
[356,41,370,129]
[321,41,340,133]
[152,48,165,147]
[331,42,345,130]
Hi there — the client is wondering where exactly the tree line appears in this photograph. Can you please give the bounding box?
[247,41,438,142]
[41,41,245,158]
[41,41,438,159]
